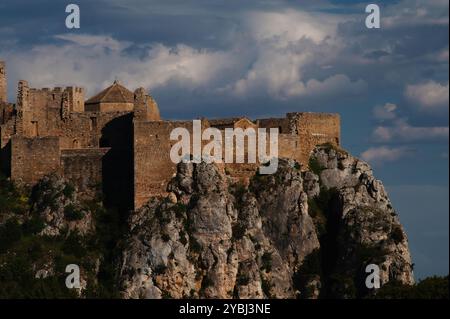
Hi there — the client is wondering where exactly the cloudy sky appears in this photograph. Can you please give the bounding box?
[0,0,448,279]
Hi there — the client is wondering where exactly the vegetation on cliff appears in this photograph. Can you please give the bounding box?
[0,145,448,299]
[0,174,123,298]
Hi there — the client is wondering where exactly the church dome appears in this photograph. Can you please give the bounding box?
[85,80,134,112]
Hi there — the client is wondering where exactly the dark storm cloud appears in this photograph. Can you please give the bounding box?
[0,1,447,133]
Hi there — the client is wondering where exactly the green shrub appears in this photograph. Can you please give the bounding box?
[299,250,322,276]
[179,230,188,246]
[27,241,44,261]
[372,276,449,299]
[22,216,45,235]
[319,142,348,155]
[0,219,23,253]
[237,273,250,286]
[200,276,214,292]
[315,187,339,212]
[172,203,187,219]
[307,187,339,238]
[261,278,273,298]
[307,198,320,218]
[308,157,325,176]
[0,254,79,299]
[161,233,171,242]
[64,204,85,221]
[190,237,202,254]
[62,183,75,198]
[232,223,246,240]
[328,273,357,298]
[230,182,247,210]
[391,225,404,244]
[155,206,171,226]
[261,252,272,272]
[413,276,449,298]
[62,232,86,258]
[0,175,30,215]
[355,243,387,265]
[153,264,168,275]
[293,249,322,298]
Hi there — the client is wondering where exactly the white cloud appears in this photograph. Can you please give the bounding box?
[3,34,238,98]
[383,0,449,28]
[1,8,366,103]
[54,34,126,50]
[405,81,449,113]
[373,119,449,143]
[370,101,448,144]
[373,103,398,120]
[434,47,449,63]
[228,10,366,99]
[245,9,339,45]
[360,146,412,164]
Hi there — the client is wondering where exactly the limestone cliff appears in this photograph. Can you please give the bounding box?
[0,144,414,298]
[118,144,414,299]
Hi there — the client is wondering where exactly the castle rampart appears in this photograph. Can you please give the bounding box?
[11,136,61,184]
[0,61,6,104]
[0,60,341,210]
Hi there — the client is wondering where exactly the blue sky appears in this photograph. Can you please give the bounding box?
[0,0,448,279]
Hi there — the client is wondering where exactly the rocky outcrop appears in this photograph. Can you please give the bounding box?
[0,143,414,298]
[120,159,319,298]
[119,144,414,299]
[309,144,414,297]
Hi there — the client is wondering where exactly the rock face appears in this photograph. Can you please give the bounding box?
[120,160,319,298]
[309,145,414,297]
[119,144,414,299]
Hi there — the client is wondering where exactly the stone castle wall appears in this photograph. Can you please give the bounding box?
[11,136,61,184]
[0,61,341,210]
[0,61,6,104]
[293,112,341,165]
[61,148,110,196]
[134,120,194,208]
[85,102,134,113]
[133,113,340,208]
[1,71,135,208]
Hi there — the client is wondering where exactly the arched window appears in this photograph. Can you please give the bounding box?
[31,121,39,137]
[90,117,97,131]
[73,139,80,148]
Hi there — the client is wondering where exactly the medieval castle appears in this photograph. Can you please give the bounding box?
[0,61,340,210]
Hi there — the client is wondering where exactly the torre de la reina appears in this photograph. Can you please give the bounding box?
[0,60,340,210]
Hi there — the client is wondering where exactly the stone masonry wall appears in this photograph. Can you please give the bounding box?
[0,63,341,209]
[133,113,340,208]
[61,148,109,197]
[134,120,195,208]
[289,112,340,166]
[0,61,6,104]
[11,136,61,184]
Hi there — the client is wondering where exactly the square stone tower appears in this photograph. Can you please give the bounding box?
[0,61,6,103]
